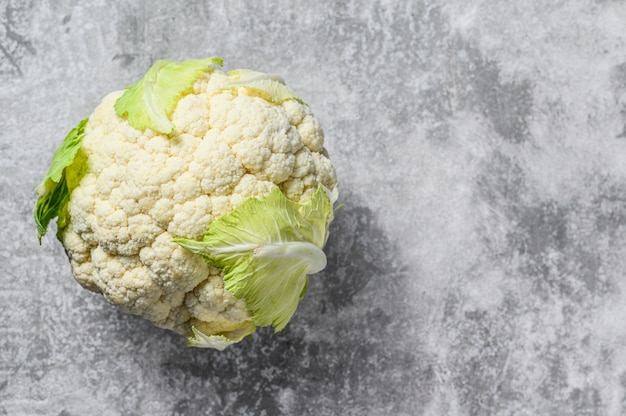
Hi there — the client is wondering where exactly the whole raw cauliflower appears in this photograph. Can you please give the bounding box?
[34,58,337,349]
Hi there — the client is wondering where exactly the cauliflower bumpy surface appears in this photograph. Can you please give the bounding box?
[35,58,337,348]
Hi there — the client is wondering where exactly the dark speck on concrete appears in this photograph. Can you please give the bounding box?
[112,53,137,68]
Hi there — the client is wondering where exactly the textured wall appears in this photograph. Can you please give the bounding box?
[2,1,626,415]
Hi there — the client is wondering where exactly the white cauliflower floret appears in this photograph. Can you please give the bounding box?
[42,60,337,345]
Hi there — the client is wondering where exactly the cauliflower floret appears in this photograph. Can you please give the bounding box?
[58,67,337,341]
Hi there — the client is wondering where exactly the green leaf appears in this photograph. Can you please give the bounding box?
[174,185,336,331]
[34,118,89,243]
[222,69,305,105]
[114,57,223,134]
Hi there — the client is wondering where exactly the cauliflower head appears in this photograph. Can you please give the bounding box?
[34,58,337,349]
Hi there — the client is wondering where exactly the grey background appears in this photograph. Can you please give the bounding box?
[2,0,626,415]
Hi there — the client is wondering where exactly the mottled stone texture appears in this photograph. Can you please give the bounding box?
[2,1,626,415]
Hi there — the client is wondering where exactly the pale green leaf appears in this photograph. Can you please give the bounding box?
[114,57,223,134]
[34,118,88,243]
[174,185,335,332]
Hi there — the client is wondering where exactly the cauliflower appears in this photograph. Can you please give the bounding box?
[34,57,337,350]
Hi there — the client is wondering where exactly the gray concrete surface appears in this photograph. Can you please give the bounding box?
[2,0,626,415]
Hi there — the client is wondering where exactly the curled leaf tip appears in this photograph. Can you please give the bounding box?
[222,69,305,105]
[186,325,255,350]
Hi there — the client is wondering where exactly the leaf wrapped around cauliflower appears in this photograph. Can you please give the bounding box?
[34,118,88,242]
[34,57,338,349]
[175,185,336,332]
